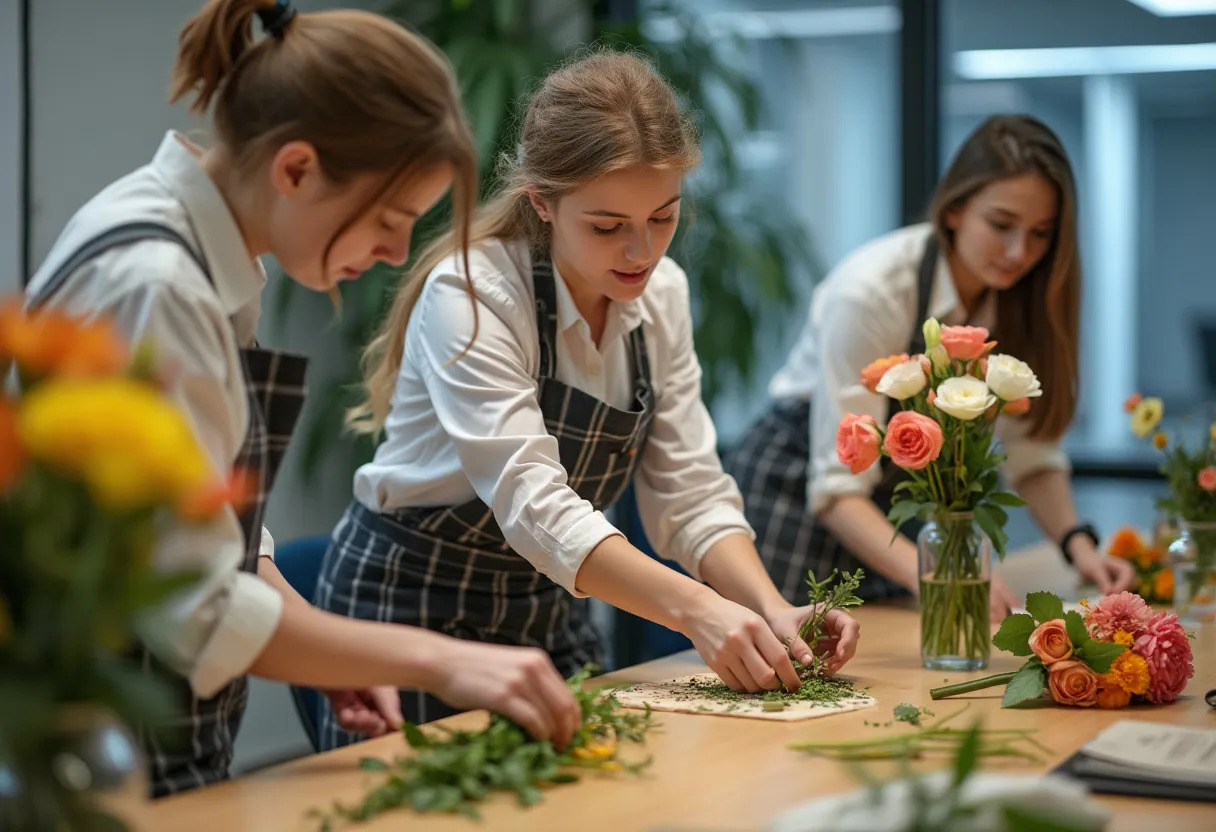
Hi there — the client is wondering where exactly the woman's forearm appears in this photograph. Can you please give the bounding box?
[819,495,920,590]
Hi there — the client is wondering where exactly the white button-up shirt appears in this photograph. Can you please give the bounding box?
[354,238,754,594]
[768,223,1070,514]
[25,132,283,699]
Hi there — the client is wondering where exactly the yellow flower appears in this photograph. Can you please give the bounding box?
[1153,432,1168,449]
[1108,651,1151,696]
[1130,398,1164,439]
[1113,630,1134,647]
[573,741,617,760]
[18,378,210,510]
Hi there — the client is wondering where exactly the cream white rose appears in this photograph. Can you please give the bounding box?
[876,359,927,400]
[985,354,1042,402]
[934,376,996,421]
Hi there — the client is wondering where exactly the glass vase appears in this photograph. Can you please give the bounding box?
[918,512,992,671]
[1167,519,1216,626]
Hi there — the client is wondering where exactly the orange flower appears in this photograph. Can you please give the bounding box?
[1112,629,1134,647]
[1123,393,1143,413]
[1154,569,1174,600]
[0,397,25,494]
[1137,546,1164,569]
[860,354,909,393]
[1003,397,1032,417]
[1107,528,1144,560]
[177,468,257,524]
[1096,676,1131,709]
[0,300,129,380]
[1107,651,1151,696]
[1152,432,1168,450]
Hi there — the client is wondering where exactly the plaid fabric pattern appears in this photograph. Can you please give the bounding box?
[722,234,938,604]
[314,258,655,750]
[29,223,309,797]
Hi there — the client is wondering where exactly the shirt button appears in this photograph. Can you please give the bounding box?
[589,364,601,377]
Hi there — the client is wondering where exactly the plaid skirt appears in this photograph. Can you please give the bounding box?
[721,398,913,603]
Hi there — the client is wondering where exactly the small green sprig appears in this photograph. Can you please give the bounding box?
[795,568,865,678]
[310,667,655,829]
[893,703,934,726]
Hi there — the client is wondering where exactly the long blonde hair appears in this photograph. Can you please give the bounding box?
[171,0,477,281]
[349,50,701,435]
[930,115,1081,440]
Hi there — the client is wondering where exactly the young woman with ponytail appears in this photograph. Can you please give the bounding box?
[25,0,578,797]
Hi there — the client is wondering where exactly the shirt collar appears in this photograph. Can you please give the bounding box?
[150,132,266,316]
[929,249,997,329]
[550,259,650,340]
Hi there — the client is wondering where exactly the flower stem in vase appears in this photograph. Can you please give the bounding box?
[919,512,991,671]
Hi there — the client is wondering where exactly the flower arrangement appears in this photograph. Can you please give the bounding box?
[1124,393,1216,620]
[1106,526,1172,603]
[837,319,1032,668]
[929,591,1195,708]
[0,300,243,829]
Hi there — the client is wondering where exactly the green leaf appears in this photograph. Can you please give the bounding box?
[1001,664,1047,708]
[972,504,1007,559]
[988,491,1028,508]
[1064,610,1090,648]
[402,722,429,749]
[1024,592,1065,625]
[1002,805,1101,832]
[952,722,982,787]
[359,757,390,771]
[1076,640,1127,674]
[992,613,1036,656]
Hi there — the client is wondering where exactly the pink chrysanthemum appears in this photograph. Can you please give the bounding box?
[1084,592,1152,640]
[1133,611,1195,704]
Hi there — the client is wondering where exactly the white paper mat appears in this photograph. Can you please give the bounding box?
[612,673,877,721]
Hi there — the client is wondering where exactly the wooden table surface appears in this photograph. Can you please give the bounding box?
[140,604,1216,832]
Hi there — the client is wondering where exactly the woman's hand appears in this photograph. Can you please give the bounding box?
[763,603,861,676]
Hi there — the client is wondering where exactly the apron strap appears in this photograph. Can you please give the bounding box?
[531,256,560,379]
[907,231,940,356]
[27,221,209,309]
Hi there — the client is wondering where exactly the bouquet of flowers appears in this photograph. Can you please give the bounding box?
[930,591,1195,709]
[0,300,243,830]
[1124,393,1216,621]
[1106,526,1172,604]
[837,319,1032,668]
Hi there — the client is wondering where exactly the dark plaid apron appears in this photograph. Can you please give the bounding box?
[722,235,938,603]
[315,257,656,751]
[28,222,308,797]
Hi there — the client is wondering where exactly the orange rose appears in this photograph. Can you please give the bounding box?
[860,354,909,393]
[1003,397,1032,417]
[1028,618,1073,665]
[0,300,128,380]
[835,413,881,475]
[1048,660,1099,707]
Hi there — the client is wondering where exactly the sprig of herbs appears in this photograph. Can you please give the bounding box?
[310,667,655,829]
[794,568,865,678]
[893,703,934,726]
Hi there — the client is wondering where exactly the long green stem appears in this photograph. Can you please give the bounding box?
[928,672,1016,700]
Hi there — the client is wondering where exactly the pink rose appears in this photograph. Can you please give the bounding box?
[940,325,990,361]
[836,413,881,474]
[1048,660,1099,707]
[1199,467,1216,492]
[882,411,943,470]
[1028,618,1073,665]
[1134,611,1195,704]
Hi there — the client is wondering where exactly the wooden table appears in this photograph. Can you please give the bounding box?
[141,605,1215,831]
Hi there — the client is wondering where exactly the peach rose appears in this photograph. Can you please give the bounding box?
[860,354,909,393]
[939,325,990,361]
[836,413,881,474]
[1003,397,1032,416]
[1048,660,1099,707]
[882,411,943,470]
[1199,467,1216,492]
[1028,618,1073,665]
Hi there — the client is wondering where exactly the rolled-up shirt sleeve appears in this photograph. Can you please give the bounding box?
[73,258,282,700]
[808,287,909,514]
[409,269,621,596]
[996,414,1071,486]
[632,266,752,580]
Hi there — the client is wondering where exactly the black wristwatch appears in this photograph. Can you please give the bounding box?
[1059,523,1100,565]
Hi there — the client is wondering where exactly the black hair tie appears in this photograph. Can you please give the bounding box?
[257,0,296,39]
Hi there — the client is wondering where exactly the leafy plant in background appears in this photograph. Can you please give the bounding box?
[276,0,817,486]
